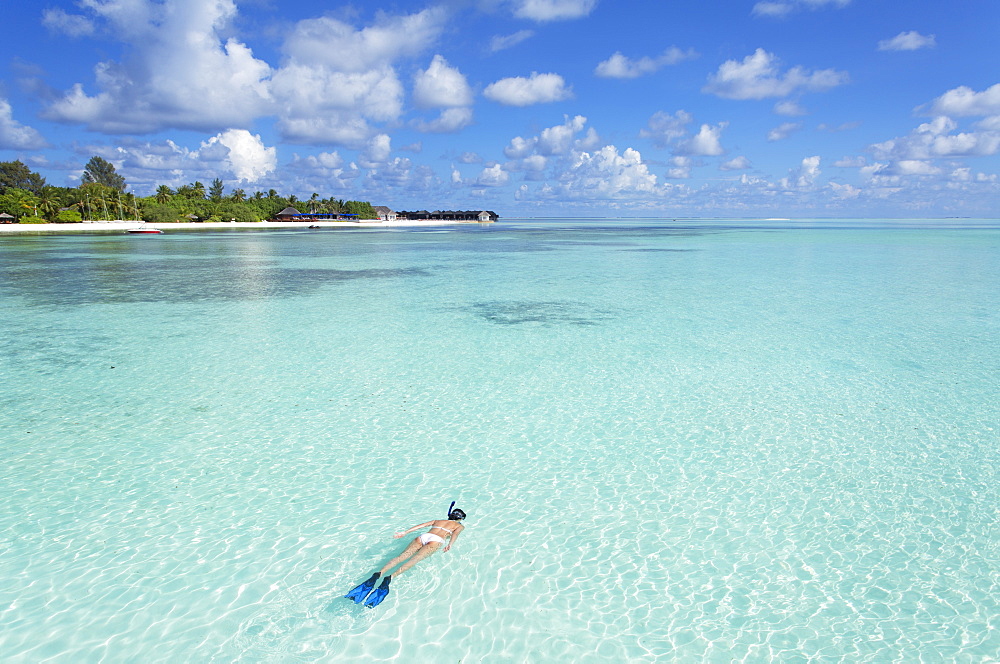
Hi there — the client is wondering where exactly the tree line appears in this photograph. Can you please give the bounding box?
[0,158,378,223]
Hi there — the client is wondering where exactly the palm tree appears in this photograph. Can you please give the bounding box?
[209,178,225,202]
[191,181,206,199]
[155,185,173,204]
[12,189,41,218]
[127,192,142,220]
[231,188,246,202]
[308,192,319,213]
[79,183,114,220]
[174,200,197,221]
[266,189,278,199]
[71,190,90,220]
[36,186,61,220]
[253,191,264,200]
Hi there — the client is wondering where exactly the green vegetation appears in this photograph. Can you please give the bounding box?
[0,159,379,223]
[54,209,83,222]
[81,156,126,191]
[0,160,46,194]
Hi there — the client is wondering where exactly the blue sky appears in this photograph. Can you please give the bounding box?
[1,0,997,217]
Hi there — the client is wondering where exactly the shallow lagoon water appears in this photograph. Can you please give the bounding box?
[1,219,998,662]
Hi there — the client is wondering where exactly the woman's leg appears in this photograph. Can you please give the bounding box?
[392,541,440,578]
[379,537,424,575]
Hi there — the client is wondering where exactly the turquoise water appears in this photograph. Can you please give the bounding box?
[1,219,998,662]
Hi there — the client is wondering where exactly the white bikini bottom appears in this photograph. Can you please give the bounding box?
[418,532,446,546]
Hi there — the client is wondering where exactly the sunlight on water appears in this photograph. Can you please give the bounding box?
[1,220,998,662]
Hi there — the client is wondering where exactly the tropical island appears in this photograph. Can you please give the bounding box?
[0,158,498,227]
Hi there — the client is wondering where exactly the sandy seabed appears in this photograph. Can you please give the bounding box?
[0,220,492,234]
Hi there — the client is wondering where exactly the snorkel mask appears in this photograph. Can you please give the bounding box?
[448,500,466,521]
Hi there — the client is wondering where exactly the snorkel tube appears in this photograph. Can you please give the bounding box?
[448,500,466,521]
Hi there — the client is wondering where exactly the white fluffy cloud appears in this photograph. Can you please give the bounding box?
[477,164,511,186]
[504,136,536,160]
[359,134,392,168]
[560,146,658,196]
[878,31,936,51]
[872,116,1000,159]
[495,116,664,200]
[767,122,802,141]
[521,155,548,172]
[280,9,445,74]
[205,129,277,182]
[703,48,848,100]
[484,73,572,106]
[411,56,473,134]
[639,110,694,148]
[504,115,592,158]
[273,8,446,145]
[892,160,941,176]
[287,151,359,192]
[99,130,275,187]
[0,99,47,150]
[291,151,344,172]
[676,123,727,156]
[925,83,1000,117]
[413,56,474,108]
[413,108,474,134]
[512,0,598,22]
[666,156,694,179]
[594,47,698,79]
[538,115,589,154]
[364,156,434,189]
[780,155,821,189]
[278,115,375,150]
[720,156,752,171]
[45,0,273,134]
[42,2,450,147]
[640,111,728,159]
[977,115,1000,131]
[829,182,861,199]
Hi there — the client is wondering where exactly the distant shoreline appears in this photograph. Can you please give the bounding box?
[0,219,494,234]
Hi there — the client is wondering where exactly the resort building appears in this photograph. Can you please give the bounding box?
[271,207,360,222]
[274,206,302,221]
[374,206,397,222]
[269,206,497,223]
[396,210,499,222]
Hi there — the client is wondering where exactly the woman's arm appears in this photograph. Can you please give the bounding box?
[443,524,464,552]
[394,521,434,539]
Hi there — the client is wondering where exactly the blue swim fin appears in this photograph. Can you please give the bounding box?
[364,576,392,608]
[344,572,380,604]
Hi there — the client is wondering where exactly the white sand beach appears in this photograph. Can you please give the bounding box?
[0,219,493,233]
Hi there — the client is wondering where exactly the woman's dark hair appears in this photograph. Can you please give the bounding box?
[448,500,466,521]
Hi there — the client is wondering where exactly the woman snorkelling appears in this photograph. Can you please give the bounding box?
[345,501,467,608]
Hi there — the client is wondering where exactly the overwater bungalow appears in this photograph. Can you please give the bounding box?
[396,210,498,222]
